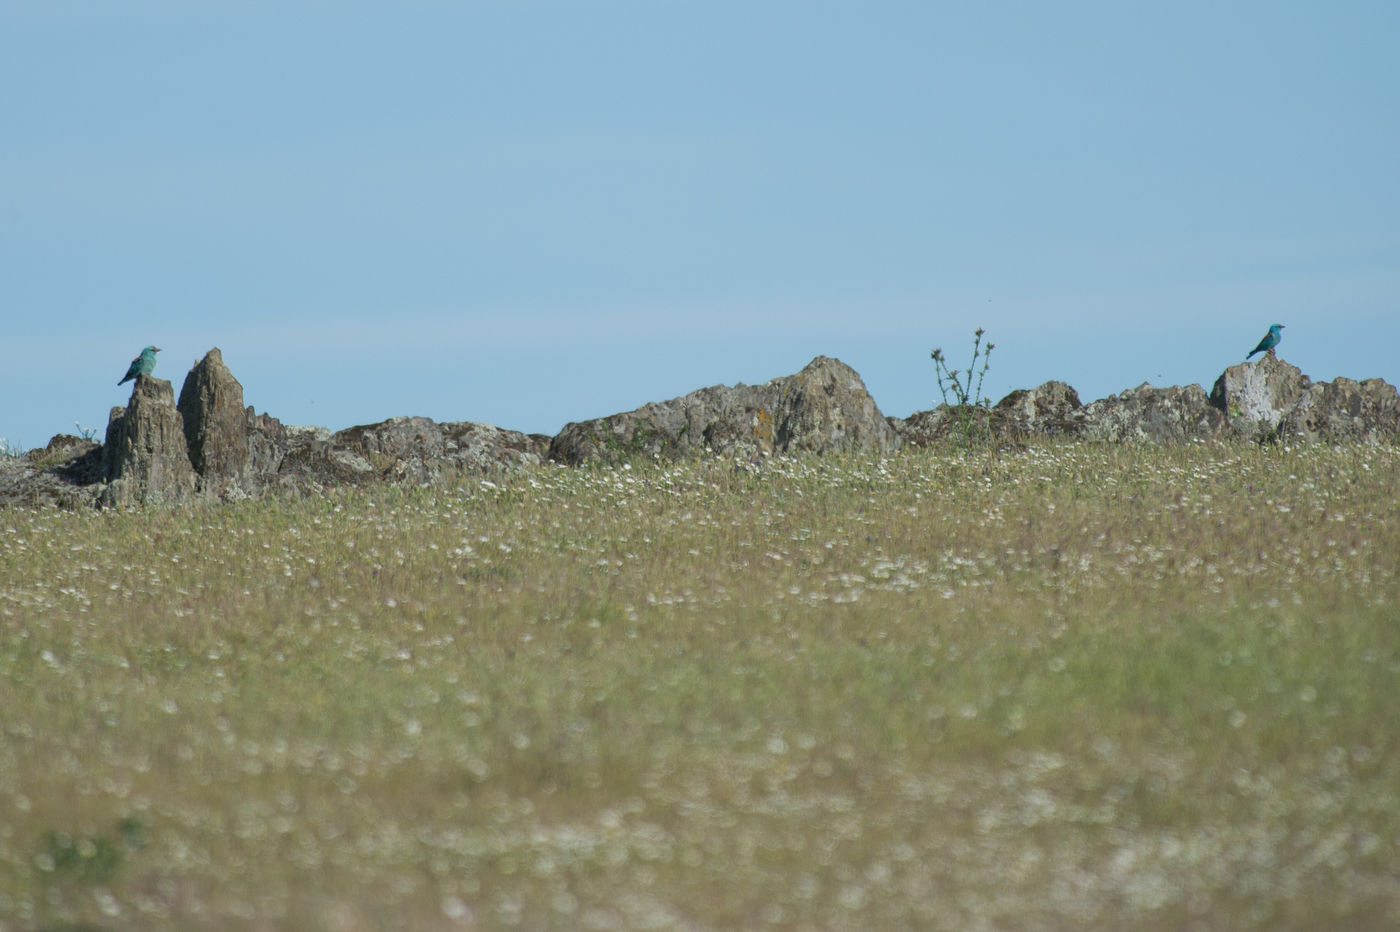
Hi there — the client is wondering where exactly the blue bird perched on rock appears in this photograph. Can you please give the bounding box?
[1246,324,1284,360]
[118,346,161,385]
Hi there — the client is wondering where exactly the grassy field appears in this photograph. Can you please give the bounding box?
[2,440,1398,930]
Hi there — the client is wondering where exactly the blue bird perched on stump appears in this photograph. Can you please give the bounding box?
[118,346,161,385]
[1246,324,1284,360]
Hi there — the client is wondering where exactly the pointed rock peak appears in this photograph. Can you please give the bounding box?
[102,375,197,506]
[178,347,249,482]
[793,355,868,386]
[799,354,847,372]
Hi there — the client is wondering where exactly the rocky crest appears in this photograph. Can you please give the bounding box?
[281,417,549,485]
[2,348,549,508]
[2,348,1396,508]
[178,347,250,489]
[1278,377,1400,443]
[548,355,897,465]
[896,355,1395,448]
[1080,383,1226,444]
[101,376,198,507]
[1209,353,1400,444]
[1208,352,1311,442]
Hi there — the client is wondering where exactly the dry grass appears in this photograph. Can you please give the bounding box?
[2,440,1398,930]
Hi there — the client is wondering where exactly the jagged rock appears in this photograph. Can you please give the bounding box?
[549,355,897,465]
[1209,354,1311,441]
[441,422,551,474]
[279,416,548,485]
[890,405,991,447]
[0,436,105,508]
[8,344,1398,511]
[1082,383,1226,443]
[992,381,1085,437]
[285,424,332,444]
[178,348,249,487]
[247,409,292,479]
[101,376,198,506]
[1277,377,1400,444]
[772,357,899,455]
[894,381,1083,446]
[30,434,105,483]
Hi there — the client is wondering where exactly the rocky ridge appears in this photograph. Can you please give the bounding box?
[2,348,1396,508]
[548,356,896,466]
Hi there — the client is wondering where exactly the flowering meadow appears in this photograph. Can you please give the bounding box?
[2,441,1398,929]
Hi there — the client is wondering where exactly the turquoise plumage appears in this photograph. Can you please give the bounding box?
[118,346,161,385]
[1246,325,1284,360]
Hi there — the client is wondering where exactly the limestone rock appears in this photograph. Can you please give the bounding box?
[889,405,991,447]
[101,376,198,506]
[247,408,292,480]
[992,381,1085,437]
[1082,383,1226,443]
[280,416,547,485]
[549,356,898,466]
[1277,377,1400,444]
[1209,354,1311,441]
[30,434,105,484]
[440,421,551,475]
[0,436,104,509]
[178,348,250,487]
[894,381,1083,446]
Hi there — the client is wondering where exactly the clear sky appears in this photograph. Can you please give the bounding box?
[4,1,1397,450]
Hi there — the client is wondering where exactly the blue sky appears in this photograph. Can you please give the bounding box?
[4,1,1397,450]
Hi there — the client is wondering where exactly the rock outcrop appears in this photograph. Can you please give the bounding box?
[992,381,1085,437]
[894,380,1087,446]
[896,355,1397,447]
[1208,354,1312,441]
[178,348,250,488]
[0,436,105,509]
[247,409,294,483]
[895,356,1397,447]
[549,355,897,465]
[1081,383,1226,444]
[101,376,199,506]
[3,348,1396,510]
[281,417,549,485]
[1275,377,1400,444]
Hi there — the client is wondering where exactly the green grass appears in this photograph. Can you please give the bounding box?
[2,441,1398,930]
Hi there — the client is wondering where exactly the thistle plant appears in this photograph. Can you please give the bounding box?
[931,327,995,448]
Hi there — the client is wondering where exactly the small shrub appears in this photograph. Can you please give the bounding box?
[931,327,995,448]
